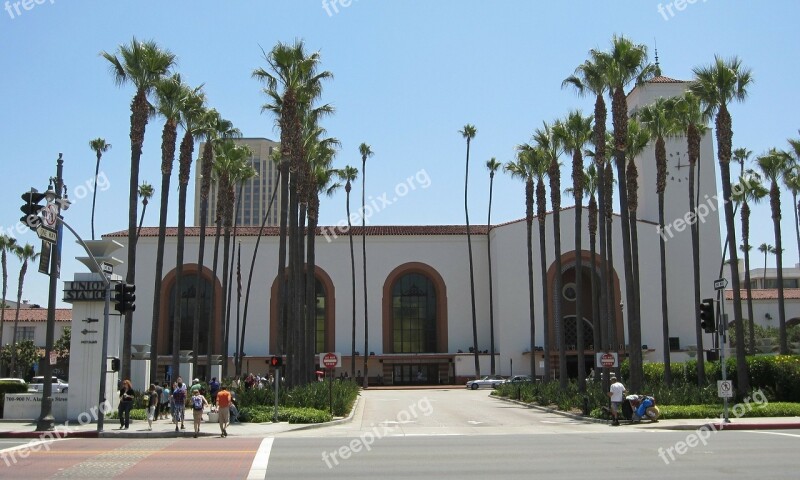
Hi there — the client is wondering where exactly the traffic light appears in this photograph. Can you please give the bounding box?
[110,357,120,372]
[270,356,283,368]
[113,283,136,314]
[20,189,47,229]
[699,298,715,333]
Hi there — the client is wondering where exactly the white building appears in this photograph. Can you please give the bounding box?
[104,76,725,385]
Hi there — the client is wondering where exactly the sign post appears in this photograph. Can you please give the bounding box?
[320,353,341,416]
[715,278,730,423]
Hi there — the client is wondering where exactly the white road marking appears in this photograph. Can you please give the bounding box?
[0,437,70,454]
[247,437,274,479]
[749,431,800,439]
[467,421,483,425]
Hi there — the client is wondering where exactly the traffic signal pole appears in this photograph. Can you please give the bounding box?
[717,291,730,423]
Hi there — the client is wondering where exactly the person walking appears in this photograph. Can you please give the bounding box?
[172,377,187,431]
[209,377,220,412]
[160,382,171,420]
[118,379,135,430]
[190,388,209,438]
[146,384,159,431]
[216,383,232,437]
[608,376,627,426]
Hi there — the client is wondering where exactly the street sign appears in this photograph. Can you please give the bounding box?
[101,262,113,275]
[36,225,57,244]
[42,203,58,227]
[38,241,52,275]
[320,352,341,369]
[49,351,57,365]
[717,380,733,398]
[596,352,618,369]
[714,278,728,290]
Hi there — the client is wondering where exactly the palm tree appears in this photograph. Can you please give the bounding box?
[673,91,709,385]
[602,35,657,392]
[0,235,18,362]
[170,86,207,382]
[485,157,502,375]
[732,170,768,353]
[554,111,593,391]
[756,149,792,354]
[195,110,240,377]
[785,136,800,265]
[758,243,775,288]
[338,165,359,378]
[147,74,187,384]
[533,150,552,380]
[691,55,754,395]
[254,41,332,386]
[563,54,611,386]
[534,121,566,386]
[88,138,112,241]
[459,125,480,379]
[359,143,374,387]
[583,164,602,368]
[136,182,154,239]
[9,244,38,377]
[635,99,679,385]
[101,38,176,379]
[505,146,537,380]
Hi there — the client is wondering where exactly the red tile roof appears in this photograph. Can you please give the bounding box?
[647,75,686,84]
[1,308,72,322]
[104,225,491,238]
[724,289,800,300]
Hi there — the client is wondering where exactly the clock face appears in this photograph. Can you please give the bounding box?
[668,150,690,183]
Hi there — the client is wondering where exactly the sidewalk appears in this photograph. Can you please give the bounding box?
[494,396,800,431]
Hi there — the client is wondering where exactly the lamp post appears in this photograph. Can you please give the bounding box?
[36,154,65,432]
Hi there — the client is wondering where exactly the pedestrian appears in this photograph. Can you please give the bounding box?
[172,377,187,431]
[160,382,171,420]
[190,388,209,438]
[209,377,220,412]
[190,378,203,395]
[146,384,159,431]
[216,383,232,437]
[608,376,626,426]
[118,379,135,430]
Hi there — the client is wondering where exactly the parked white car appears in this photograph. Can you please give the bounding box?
[28,376,68,394]
[466,375,506,390]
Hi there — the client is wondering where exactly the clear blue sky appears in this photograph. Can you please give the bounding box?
[1,0,798,306]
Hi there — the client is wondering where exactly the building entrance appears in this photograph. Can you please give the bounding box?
[392,364,439,385]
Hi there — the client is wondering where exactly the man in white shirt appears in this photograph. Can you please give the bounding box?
[608,377,626,426]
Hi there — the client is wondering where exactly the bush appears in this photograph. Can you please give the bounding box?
[236,380,359,418]
[0,380,29,417]
[238,405,332,424]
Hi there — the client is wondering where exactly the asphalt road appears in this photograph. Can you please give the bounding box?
[1,389,798,479]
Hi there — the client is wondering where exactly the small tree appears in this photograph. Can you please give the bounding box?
[54,327,71,362]
[0,340,40,379]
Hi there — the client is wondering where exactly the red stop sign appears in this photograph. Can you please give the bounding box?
[600,353,616,368]
[322,353,338,369]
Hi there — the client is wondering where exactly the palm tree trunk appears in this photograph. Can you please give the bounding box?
[220,225,231,378]
[10,261,27,377]
[295,202,308,385]
[361,158,369,387]
[573,152,585,392]
[306,202,319,380]
[226,188,244,376]
[1,250,9,370]
[794,192,800,269]
[208,216,222,380]
[136,201,148,240]
[588,196,602,372]
[487,175,497,375]
[771,184,788,354]
[91,152,101,240]
[742,203,755,354]
[604,163,617,359]
[171,132,194,382]
[464,138,480,380]
[550,161,565,388]
[193,145,211,378]
[241,173,280,380]
[687,125,706,385]
[276,159,290,357]
[537,179,550,380]
[123,88,149,380]
[525,180,536,380]
[592,93,610,392]
[287,168,301,387]
[347,187,356,378]
[717,106,749,396]
[657,194,672,385]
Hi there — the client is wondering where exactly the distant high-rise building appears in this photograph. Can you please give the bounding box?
[194,138,281,227]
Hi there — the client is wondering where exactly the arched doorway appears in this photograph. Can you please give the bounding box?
[269,266,336,355]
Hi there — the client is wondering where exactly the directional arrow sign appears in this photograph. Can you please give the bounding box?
[714,278,728,290]
[36,225,57,244]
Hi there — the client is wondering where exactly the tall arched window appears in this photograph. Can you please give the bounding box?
[167,273,212,354]
[392,273,437,353]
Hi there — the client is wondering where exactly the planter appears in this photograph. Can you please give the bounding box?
[207,412,219,423]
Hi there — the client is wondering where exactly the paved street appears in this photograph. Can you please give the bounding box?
[1,389,799,479]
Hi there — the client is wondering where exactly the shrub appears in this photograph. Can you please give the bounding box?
[0,380,29,417]
[237,380,359,418]
[238,405,332,424]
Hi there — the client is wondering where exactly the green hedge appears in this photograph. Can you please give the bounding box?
[237,380,359,418]
[238,405,332,424]
[0,381,29,417]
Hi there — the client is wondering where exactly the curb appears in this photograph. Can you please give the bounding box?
[491,394,608,424]
[287,393,360,432]
[0,430,99,439]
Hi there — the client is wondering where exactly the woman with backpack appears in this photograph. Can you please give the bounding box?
[191,389,209,438]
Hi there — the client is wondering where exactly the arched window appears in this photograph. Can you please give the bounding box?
[269,267,335,354]
[391,273,437,353]
[167,273,212,354]
[315,278,326,354]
